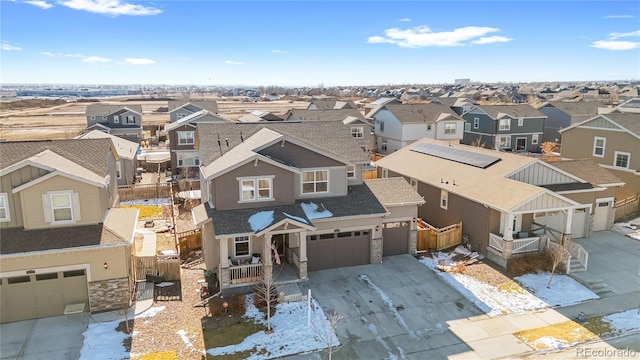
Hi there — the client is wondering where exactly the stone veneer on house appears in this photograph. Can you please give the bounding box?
[88,277,129,313]
[370,237,383,264]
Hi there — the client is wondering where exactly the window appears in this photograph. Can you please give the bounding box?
[63,269,85,277]
[116,161,122,179]
[0,193,9,222]
[499,118,510,131]
[444,122,456,134]
[518,118,524,127]
[234,236,250,257]
[440,190,448,210]
[177,113,187,120]
[381,168,388,178]
[427,124,432,131]
[497,136,511,149]
[410,178,418,190]
[51,193,73,222]
[464,122,471,132]
[125,115,136,124]
[8,276,30,284]
[90,116,95,120]
[239,177,273,201]
[593,137,606,157]
[102,116,107,120]
[347,165,355,179]
[379,121,384,132]
[614,151,630,169]
[532,134,539,145]
[113,115,119,123]
[177,152,199,167]
[178,131,195,145]
[302,170,328,194]
[36,273,58,281]
[473,117,479,129]
[351,127,364,138]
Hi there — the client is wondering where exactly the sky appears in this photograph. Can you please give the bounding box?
[1,0,639,87]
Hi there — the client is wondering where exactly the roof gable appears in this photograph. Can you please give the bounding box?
[382,103,462,124]
[559,114,640,139]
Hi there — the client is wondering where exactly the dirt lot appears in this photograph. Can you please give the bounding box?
[0,97,310,141]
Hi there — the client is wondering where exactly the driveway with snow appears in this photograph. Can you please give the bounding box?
[295,254,485,359]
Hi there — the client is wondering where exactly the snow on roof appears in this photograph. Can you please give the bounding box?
[248,210,275,232]
[283,212,308,224]
[300,202,333,220]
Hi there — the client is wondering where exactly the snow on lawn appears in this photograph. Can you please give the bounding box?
[80,306,166,360]
[515,273,598,307]
[420,250,597,317]
[602,309,640,334]
[206,294,339,359]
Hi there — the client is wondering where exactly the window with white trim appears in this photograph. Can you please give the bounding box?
[113,115,119,123]
[440,190,448,210]
[444,122,456,134]
[473,117,479,129]
[351,127,364,138]
[51,193,73,222]
[496,136,511,149]
[177,113,187,120]
[379,121,384,132]
[116,160,122,179]
[593,137,606,157]
[178,131,195,145]
[464,122,471,132]
[499,118,510,131]
[125,115,136,124]
[347,165,356,179]
[518,118,523,126]
[239,177,273,201]
[177,152,199,167]
[302,170,328,194]
[234,236,250,257]
[0,193,10,222]
[614,151,630,169]
[532,134,539,145]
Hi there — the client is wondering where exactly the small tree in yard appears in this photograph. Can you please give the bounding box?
[121,282,137,333]
[546,236,572,288]
[254,264,280,333]
[312,310,343,360]
[470,135,485,148]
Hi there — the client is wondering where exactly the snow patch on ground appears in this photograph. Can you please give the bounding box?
[603,309,640,333]
[515,273,598,307]
[155,282,174,287]
[136,306,166,318]
[359,274,414,339]
[177,329,195,349]
[531,336,574,350]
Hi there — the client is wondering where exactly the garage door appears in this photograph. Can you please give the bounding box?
[383,221,410,256]
[1,269,89,323]
[307,230,371,271]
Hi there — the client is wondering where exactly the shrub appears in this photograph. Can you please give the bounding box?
[507,252,553,277]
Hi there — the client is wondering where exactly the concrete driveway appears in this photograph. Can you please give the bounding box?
[0,313,89,360]
[295,254,486,359]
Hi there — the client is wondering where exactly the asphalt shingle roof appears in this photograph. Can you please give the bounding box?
[551,159,624,186]
[308,100,357,110]
[547,101,608,116]
[168,100,219,113]
[365,178,425,206]
[478,104,546,118]
[85,104,142,116]
[288,109,365,122]
[603,113,640,137]
[382,104,462,124]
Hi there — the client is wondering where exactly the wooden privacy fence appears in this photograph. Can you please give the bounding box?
[416,220,462,252]
[134,254,181,282]
[178,228,202,257]
[119,183,172,202]
[614,194,639,221]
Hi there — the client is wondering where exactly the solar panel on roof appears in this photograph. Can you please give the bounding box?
[410,142,501,169]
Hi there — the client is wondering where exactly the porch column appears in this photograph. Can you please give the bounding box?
[220,237,230,286]
[564,209,574,245]
[263,234,273,283]
[371,224,382,264]
[503,212,514,241]
[298,231,308,279]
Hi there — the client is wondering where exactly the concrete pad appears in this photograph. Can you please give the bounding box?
[388,333,433,354]
[449,321,492,342]
[472,316,520,337]
[350,338,401,360]
[504,313,550,332]
[535,309,571,325]
[422,329,464,350]
[433,343,477,359]
[467,334,532,359]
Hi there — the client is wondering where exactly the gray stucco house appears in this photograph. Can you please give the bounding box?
[84,104,143,143]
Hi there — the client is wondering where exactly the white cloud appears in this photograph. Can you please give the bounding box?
[2,41,22,51]
[471,36,513,44]
[609,30,640,39]
[225,60,244,65]
[82,56,111,63]
[25,0,53,9]
[271,50,288,54]
[125,58,155,65]
[591,40,640,50]
[603,15,634,19]
[41,51,84,57]
[399,18,412,22]
[367,25,510,48]
[58,0,161,16]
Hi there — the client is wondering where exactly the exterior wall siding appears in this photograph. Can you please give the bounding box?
[561,128,639,171]
[538,106,571,143]
[435,120,465,140]
[0,166,49,228]
[295,167,347,198]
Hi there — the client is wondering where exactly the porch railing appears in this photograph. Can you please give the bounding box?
[567,242,589,273]
[229,263,263,285]
[489,233,503,252]
[511,237,541,254]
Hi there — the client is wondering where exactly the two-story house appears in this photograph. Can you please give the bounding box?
[0,139,138,323]
[168,100,219,123]
[284,109,374,153]
[559,113,640,200]
[77,130,140,185]
[165,110,234,176]
[85,104,143,143]
[307,99,358,110]
[536,101,608,143]
[367,103,465,155]
[191,121,423,292]
[460,104,547,152]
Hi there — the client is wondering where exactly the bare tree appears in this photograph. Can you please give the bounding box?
[546,236,572,288]
[253,257,282,333]
[312,310,343,360]
[470,135,485,148]
[121,282,137,333]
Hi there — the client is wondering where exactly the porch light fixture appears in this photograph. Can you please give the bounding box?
[375,225,379,231]
[103,262,108,270]
[412,217,417,223]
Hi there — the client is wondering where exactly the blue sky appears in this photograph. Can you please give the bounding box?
[1,0,639,86]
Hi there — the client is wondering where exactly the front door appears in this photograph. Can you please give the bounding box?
[593,199,613,231]
[516,137,527,151]
[272,234,286,259]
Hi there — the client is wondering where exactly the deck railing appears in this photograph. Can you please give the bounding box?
[229,263,263,285]
[489,233,503,252]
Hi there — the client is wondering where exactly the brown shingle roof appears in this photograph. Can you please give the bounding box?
[168,100,218,113]
[552,160,624,186]
[478,104,546,118]
[85,104,142,116]
[288,109,365,122]
[308,100,357,110]
[383,104,462,124]
[604,113,640,137]
[547,101,609,116]
[365,178,425,206]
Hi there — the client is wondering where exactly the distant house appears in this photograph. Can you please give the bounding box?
[363,97,402,115]
[0,139,137,323]
[367,103,465,155]
[238,110,284,122]
[536,101,609,143]
[307,99,358,110]
[77,130,140,185]
[460,104,546,152]
[559,113,640,199]
[168,100,219,123]
[85,104,143,143]
[164,110,233,176]
[600,98,640,114]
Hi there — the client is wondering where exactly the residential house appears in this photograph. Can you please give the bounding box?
[375,138,621,270]
[85,104,143,143]
[168,100,219,123]
[77,130,140,185]
[536,101,609,143]
[600,98,640,114]
[191,121,422,292]
[460,104,547,152]
[307,99,358,110]
[559,113,640,199]
[0,139,138,323]
[165,110,234,176]
[367,103,465,155]
[363,97,401,115]
[284,109,374,153]
[238,110,284,122]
